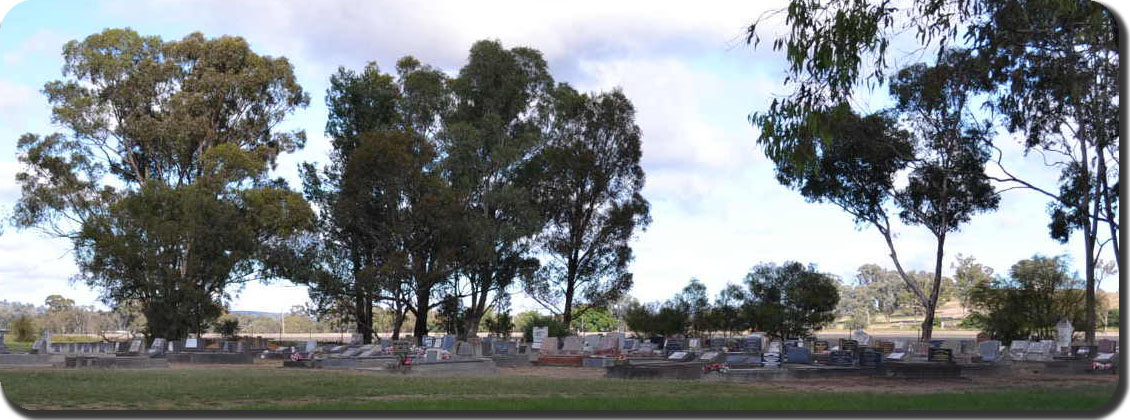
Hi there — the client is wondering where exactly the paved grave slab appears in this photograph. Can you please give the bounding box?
[859,350,882,367]
[885,352,908,361]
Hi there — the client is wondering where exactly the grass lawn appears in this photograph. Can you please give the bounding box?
[0,368,1119,411]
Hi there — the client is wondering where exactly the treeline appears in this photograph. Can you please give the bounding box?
[0,295,143,340]
[10,29,648,345]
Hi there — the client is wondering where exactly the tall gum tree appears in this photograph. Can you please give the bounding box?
[12,29,313,341]
[523,85,651,328]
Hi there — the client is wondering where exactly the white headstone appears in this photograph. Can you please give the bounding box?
[1055,319,1073,352]
[186,338,199,349]
[851,328,871,346]
[532,327,549,349]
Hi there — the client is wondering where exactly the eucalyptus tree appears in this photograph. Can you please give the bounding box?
[12,29,313,340]
[523,85,651,328]
[443,40,553,339]
[888,50,999,338]
[748,0,1118,343]
[742,262,840,340]
[301,58,450,343]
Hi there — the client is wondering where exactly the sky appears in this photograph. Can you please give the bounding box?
[0,0,1120,314]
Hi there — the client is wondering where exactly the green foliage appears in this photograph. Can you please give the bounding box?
[965,255,1086,343]
[743,262,839,339]
[213,318,241,340]
[569,306,618,333]
[622,301,689,338]
[11,316,36,342]
[708,283,749,336]
[952,254,994,312]
[520,313,570,341]
[12,29,313,340]
[523,85,651,327]
[483,311,514,337]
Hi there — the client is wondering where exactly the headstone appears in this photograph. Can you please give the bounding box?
[562,336,583,354]
[0,329,8,354]
[148,338,167,356]
[621,338,638,351]
[959,340,977,355]
[455,341,472,357]
[839,339,858,352]
[1097,339,1116,353]
[305,340,318,353]
[928,348,953,363]
[740,335,763,353]
[859,350,883,367]
[766,340,783,354]
[688,338,700,349]
[185,338,199,350]
[708,337,727,350]
[828,350,854,366]
[699,351,720,362]
[761,352,782,367]
[979,340,1002,362]
[31,338,46,354]
[532,327,549,349]
[494,340,511,355]
[1055,319,1074,352]
[812,340,829,353]
[785,346,812,364]
[128,338,144,354]
[975,332,990,342]
[664,337,686,355]
[425,348,439,363]
[850,328,871,346]
[941,340,961,354]
[893,339,908,352]
[540,337,559,354]
[876,340,895,354]
[441,335,456,351]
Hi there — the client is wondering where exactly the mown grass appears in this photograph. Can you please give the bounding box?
[0,368,1118,411]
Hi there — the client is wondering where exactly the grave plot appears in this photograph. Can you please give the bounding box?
[166,337,256,365]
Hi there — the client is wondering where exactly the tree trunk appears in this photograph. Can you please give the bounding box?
[921,234,946,340]
[1081,140,1097,345]
[354,287,372,344]
[412,289,431,346]
[562,276,576,329]
[391,308,405,341]
[1096,149,1119,271]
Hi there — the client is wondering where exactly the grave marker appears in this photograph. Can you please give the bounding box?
[812,340,829,353]
[979,340,1002,362]
[927,348,953,363]
[839,339,858,352]
[828,350,854,366]
[859,350,882,367]
[785,346,812,364]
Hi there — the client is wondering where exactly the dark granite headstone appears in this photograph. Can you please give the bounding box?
[708,337,727,350]
[877,341,895,354]
[664,337,686,355]
[785,346,812,364]
[740,335,762,353]
[813,340,829,353]
[928,348,953,363]
[839,339,858,352]
[828,350,854,366]
[859,350,882,367]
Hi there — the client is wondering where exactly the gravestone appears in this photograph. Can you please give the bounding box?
[1097,339,1116,353]
[979,340,1002,362]
[441,335,455,351]
[762,352,781,367]
[859,350,882,367]
[812,340,829,353]
[699,351,720,362]
[740,335,762,353]
[425,348,439,363]
[850,328,871,346]
[688,338,700,349]
[1008,340,1030,359]
[480,338,493,357]
[785,346,812,364]
[783,339,800,349]
[766,340,782,354]
[828,350,854,366]
[893,339,909,352]
[423,336,436,348]
[562,336,583,354]
[876,340,895,354]
[928,348,953,363]
[708,337,727,350]
[185,338,200,351]
[839,339,858,352]
[455,341,472,357]
[540,337,559,354]
[494,340,511,355]
[1055,319,1073,353]
[1024,341,1051,361]
[31,338,46,354]
[621,338,638,351]
[148,338,167,357]
[128,338,144,354]
[304,340,318,353]
[959,340,977,355]
[664,337,686,355]
[941,340,961,354]
[532,327,549,349]
[584,335,601,350]
[0,329,8,354]
[976,332,990,342]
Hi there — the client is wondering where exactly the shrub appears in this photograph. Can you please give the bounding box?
[12,316,36,342]
[520,314,569,341]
